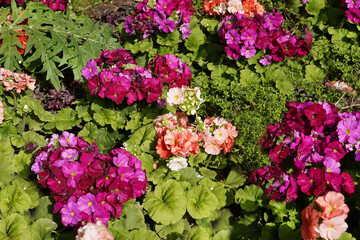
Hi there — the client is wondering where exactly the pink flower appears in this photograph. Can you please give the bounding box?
[319,216,348,240]
[315,191,349,220]
[62,161,86,188]
[213,127,229,144]
[0,101,4,124]
[76,221,114,240]
[301,205,320,240]
[59,131,78,147]
[167,87,185,106]
[204,136,222,155]
[78,193,98,215]
[60,201,82,227]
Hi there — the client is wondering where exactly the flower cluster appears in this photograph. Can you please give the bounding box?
[166,86,204,115]
[0,68,36,93]
[0,13,28,55]
[154,87,238,170]
[301,191,349,240]
[342,0,360,24]
[217,11,312,65]
[147,54,192,89]
[203,0,264,17]
[0,0,25,5]
[123,0,194,39]
[250,102,355,202]
[31,131,148,227]
[1,0,69,11]
[0,101,4,125]
[83,49,191,106]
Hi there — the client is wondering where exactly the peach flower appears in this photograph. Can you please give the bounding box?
[301,205,320,240]
[316,191,349,220]
[76,221,114,240]
[319,216,348,240]
[204,136,222,155]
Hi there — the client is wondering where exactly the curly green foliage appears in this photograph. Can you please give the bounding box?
[0,1,121,90]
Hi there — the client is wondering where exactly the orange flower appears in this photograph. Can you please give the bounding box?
[301,205,320,240]
[156,137,171,159]
[316,191,349,220]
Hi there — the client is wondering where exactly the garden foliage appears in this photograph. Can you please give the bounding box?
[0,0,360,239]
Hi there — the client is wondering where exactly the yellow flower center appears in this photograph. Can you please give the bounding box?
[71,212,75,216]
[88,202,92,206]
[346,129,351,134]
[71,172,76,177]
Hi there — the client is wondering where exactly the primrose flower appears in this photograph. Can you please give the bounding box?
[60,201,82,227]
[76,221,114,240]
[59,131,77,147]
[82,60,98,80]
[337,116,360,144]
[167,157,188,171]
[167,87,185,106]
[319,217,348,240]
[78,193,98,215]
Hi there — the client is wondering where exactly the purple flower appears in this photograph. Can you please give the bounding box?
[81,60,98,80]
[60,202,82,227]
[337,116,360,144]
[124,17,134,35]
[225,29,241,45]
[157,98,167,108]
[240,29,258,46]
[78,193,98,215]
[346,8,360,23]
[240,45,256,59]
[225,44,241,59]
[179,23,192,39]
[158,19,176,33]
[58,131,77,147]
[324,157,341,174]
[61,149,79,162]
[259,55,272,65]
[156,0,176,16]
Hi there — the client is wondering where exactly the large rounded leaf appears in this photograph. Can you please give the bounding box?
[186,185,218,219]
[143,179,187,225]
[0,213,31,240]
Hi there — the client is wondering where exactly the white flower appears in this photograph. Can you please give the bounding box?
[167,157,188,171]
[167,87,185,106]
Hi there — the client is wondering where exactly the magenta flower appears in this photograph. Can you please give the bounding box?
[78,193,98,215]
[303,103,326,127]
[164,55,180,70]
[158,19,176,33]
[62,161,85,188]
[341,172,355,195]
[58,131,77,147]
[240,29,258,46]
[240,45,256,59]
[60,202,82,226]
[124,17,134,35]
[297,168,326,196]
[324,158,341,174]
[225,29,241,45]
[346,8,360,23]
[346,0,360,8]
[156,0,176,16]
[61,149,79,162]
[225,44,241,59]
[82,60,98,80]
[259,55,272,65]
[325,172,343,192]
[93,209,111,226]
[337,116,360,144]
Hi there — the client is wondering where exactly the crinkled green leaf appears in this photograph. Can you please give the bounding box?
[305,0,326,16]
[78,122,99,144]
[278,222,301,240]
[11,135,25,148]
[147,166,168,185]
[76,102,92,122]
[0,185,32,214]
[0,139,15,184]
[96,128,118,153]
[107,218,129,239]
[187,226,209,240]
[260,223,277,240]
[211,230,231,240]
[305,64,325,83]
[137,153,155,173]
[143,179,187,225]
[337,232,356,240]
[179,167,201,186]
[30,218,57,240]
[125,111,142,132]
[185,26,205,52]
[0,213,31,240]
[123,204,146,231]
[223,169,246,189]
[12,178,39,209]
[19,96,54,122]
[186,185,218,219]
[199,178,226,209]
[129,229,159,240]
[235,185,263,212]
[156,30,181,48]
[212,209,233,233]
[53,108,81,131]
[276,79,294,95]
[199,167,217,179]
[0,122,17,140]
[240,69,260,86]
[22,131,47,148]
[13,151,32,174]
[188,150,207,166]
[125,124,156,152]
[31,196,54,221]
[200,18,220,34]
[155,220,185,238]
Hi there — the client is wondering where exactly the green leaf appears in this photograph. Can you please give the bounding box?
[276,79,294,95]
[305,0,326,15]
[199,167,217,179]
[199,178,227,209]
[19,96,54,122]
[189,151,208,166]
[185,26,206,52]
[11,135,25,148]
[30,218,57,240]
[22,131,47,148]
[337,232,356,240]
[13,151,32,174]
[143,179,187,225]
[235,185,263,212]
[260,223,278,240]
[123,204,146,231]
[12,178,39,209]
[125,111,142,132]
[305,64,325,83]
[0,139,15,184]
[52,108,81,131]
[107,219,129,239]
[155,220,185,238]
[278,222,301,240]
[0,185,32,214]
[78,122,99,144]
[187,226,209,240]
[223,170,246,189]
[179,167,201,186]
[186,185,218,219]
[30,196,54,221]
[0,213,31,240]
[240,69,260,86]
[125,124,156,153]
[200,18,220,34]
[211,230,231,240]
[96,128,118,153]
[129,229,159,240]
